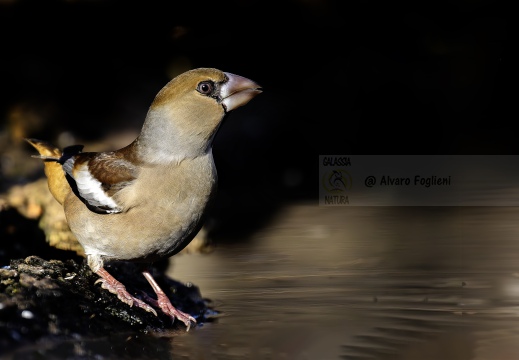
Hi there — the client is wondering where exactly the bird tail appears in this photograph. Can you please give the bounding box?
[26,138,62,158]
[25,138,82,205]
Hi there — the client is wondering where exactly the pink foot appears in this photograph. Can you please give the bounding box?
[95,268,157,316]
[142,270,197,330]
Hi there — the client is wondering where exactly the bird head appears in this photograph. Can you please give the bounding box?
[138,68,262,163]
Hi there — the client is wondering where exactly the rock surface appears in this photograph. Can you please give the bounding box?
[0,255,211,355]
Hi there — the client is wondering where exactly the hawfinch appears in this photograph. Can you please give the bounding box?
[27,68,262,330]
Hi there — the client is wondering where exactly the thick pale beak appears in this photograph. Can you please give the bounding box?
[221,72,262,112]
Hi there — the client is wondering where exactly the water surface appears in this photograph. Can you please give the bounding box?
[170,204,519,359]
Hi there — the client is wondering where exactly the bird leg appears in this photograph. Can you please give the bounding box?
[95,267,157,316]
[142,270,196,331]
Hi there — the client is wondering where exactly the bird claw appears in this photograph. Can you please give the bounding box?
[156,293,197,331]
[95,278,133,306]
[131,297,158,316]
[95,278,156,315]
[140,290,196,329]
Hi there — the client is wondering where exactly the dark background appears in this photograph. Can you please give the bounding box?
[0,0,512,239]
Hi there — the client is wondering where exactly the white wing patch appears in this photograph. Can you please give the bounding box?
[72,163,122,213]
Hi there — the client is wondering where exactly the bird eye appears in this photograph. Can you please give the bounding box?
[197,81,214,95]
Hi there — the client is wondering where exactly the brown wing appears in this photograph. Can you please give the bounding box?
[63,152,138,213]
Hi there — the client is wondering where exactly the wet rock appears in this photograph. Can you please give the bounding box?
[0,256,210,354]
